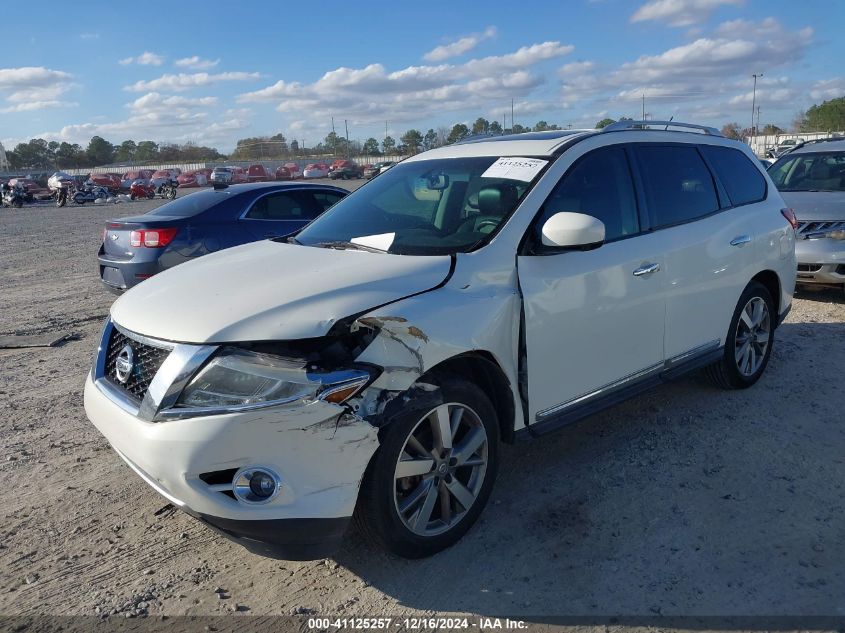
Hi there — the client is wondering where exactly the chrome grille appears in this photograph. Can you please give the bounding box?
[795,220,845,238]
[105,328,171,402]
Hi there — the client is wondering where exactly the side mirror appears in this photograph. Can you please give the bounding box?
[541,212,605,249]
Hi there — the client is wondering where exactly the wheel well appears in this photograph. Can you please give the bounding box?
[422,352,516,444]
[751,270,781,324]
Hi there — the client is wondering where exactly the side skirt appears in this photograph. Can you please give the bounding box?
[516,342,722,441]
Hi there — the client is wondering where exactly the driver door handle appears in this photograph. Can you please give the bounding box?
[730,235,751,247]
[632,262,660,277]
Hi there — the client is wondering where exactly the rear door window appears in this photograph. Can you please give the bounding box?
[635,145,719,228]
[245,191,309,220]
[701,145,766,206]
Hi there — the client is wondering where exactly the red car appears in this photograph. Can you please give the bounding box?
[7,178,45,200]
[246,164,271,182]
[177,169,212,187]
[274,163,303,180]
[229,166,248,183]
[121,169,155,189]
[88,173,122,192]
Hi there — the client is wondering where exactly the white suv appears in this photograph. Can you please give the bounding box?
[85,121,796,560]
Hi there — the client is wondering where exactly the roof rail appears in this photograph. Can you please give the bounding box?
[602,120,722,136]
[788,136,845,152]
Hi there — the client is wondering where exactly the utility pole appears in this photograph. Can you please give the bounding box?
[756,106,761,135]
[642,93,645,120]
[511,99,514,132]
[331,117,336,156]
[750,73,763,138]
[344,120,350,158]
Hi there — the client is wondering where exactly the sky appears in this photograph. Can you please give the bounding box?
[1,0,842,153]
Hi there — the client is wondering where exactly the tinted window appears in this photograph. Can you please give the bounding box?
[148,189,227,217]
[311,191,345,212]
[701,145,766,206]
[768,151,845,192]
[538,146,639,241]
[636,145,719,227]
[245,192,308,220]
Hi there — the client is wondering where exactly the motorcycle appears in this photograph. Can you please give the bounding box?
[159,179,178,200]
[48,172,74,208]
[1,183,25,208]
[73,185,110,205]
[130,178,177,200]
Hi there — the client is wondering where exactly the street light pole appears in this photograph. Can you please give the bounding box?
[750,73,763,138]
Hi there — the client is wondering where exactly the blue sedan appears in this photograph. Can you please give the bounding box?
[98,182,348,293]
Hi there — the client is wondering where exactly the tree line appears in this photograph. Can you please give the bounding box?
[4,136,224,171]
[6,96,843,171]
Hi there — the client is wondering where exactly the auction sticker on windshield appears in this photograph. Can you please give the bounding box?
[481,156,548,182]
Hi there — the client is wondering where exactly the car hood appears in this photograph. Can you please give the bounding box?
[780,191,845,222]
[110,241,451,343]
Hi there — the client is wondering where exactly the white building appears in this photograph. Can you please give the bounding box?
[0,141,9,171]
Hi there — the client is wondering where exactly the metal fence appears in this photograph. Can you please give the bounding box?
[746,131,844,157]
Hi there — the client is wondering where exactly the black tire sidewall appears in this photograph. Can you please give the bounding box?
[723,281,776,387]
[361,377,500,558]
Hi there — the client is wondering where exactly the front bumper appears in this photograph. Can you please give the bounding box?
[795,237,845,286]
[83,372,379,559]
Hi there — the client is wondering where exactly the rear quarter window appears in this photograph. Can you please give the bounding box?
[701,145,766,206]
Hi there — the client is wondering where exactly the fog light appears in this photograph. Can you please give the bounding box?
[232,466,281,504]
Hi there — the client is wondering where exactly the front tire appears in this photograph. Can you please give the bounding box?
[705,281,775,389]
[356,376,499,558]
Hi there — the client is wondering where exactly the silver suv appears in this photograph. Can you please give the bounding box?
[769,138,845,295]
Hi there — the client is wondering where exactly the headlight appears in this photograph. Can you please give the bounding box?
[176,348,372,412]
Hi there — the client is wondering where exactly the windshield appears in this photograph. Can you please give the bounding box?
[769,151,845,192]
[296,156,546,255]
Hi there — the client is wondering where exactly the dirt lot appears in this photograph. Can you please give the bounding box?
[0,183,843,627]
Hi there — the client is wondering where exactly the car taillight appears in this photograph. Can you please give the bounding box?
[129,227,179,248]
[780,207,798,230]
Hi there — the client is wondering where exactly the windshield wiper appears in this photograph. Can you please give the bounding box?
[312,240,387,254]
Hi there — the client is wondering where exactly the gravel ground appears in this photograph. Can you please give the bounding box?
[0,182,843,628]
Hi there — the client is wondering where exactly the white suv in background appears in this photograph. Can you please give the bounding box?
[85,121,796,560]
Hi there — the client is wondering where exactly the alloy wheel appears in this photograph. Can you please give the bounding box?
[734,296,770,376]
[393,403,488,537]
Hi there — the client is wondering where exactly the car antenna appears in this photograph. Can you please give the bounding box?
[664,116,674,131]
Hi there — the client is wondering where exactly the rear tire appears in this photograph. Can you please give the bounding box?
[355,375,499,558]
[705,281,775,389]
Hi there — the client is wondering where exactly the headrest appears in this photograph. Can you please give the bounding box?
[478,184,518,216]
[810,163,831,179]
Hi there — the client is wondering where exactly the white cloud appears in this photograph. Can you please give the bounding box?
[0,66,71,88]
[631,0,744,27]
[125,71,261,92]
[0,100,78,114]
[559,61,595,76]
[174,56,220,70]
[728,87,795,105]
[423,26,497,62]
[0,66,76,113]
[127,92,219,112]
[34,110,251,148]
[810,77,845,101]
[118,51,165,66]
[237,40,572,129]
